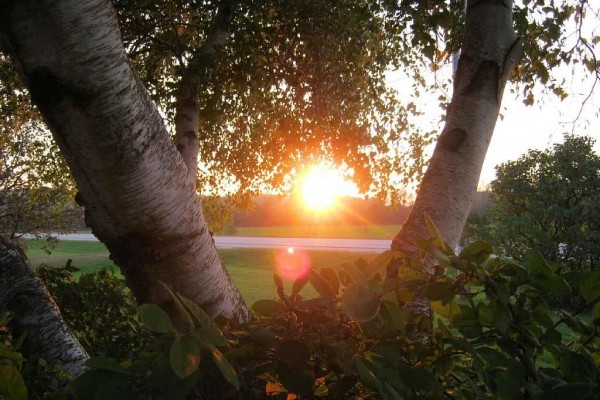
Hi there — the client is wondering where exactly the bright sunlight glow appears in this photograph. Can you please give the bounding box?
[299,165,356,213]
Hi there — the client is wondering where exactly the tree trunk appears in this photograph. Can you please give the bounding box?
[0,238,88,376]
[392,0,522,261]
[174,1,230,189]
[1,0,251,323]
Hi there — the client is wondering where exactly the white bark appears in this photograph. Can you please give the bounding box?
[174,1,230,188]
[0,238,88,376]
[392,0,522,260]
[1,0,251,323]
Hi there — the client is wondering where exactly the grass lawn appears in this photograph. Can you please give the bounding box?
[24,239,375,306]
[230,224,401,239]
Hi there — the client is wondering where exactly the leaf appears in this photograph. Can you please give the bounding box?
[422,281,456,303]
[319,267,340,294]
[593,303,600,326]
[212,348,240,389]
[85,357,129,374]
[341,261,367,285]
[0,366,27,400]
[138,304,175,333]
[423,212,450,252]
[432,300,461,320]
[460,241,493,262]
[252,299,286,317]
[176,294,210,328]
[382,300,406,331]
[195,326,227,347]
[417,239,450,267]
[309,270,336,299]
[273,273,286,300]
[158,281,194,331]
[352,355,382,391]
[341,283,381,322]
[539,383,597,400]
[275,339,310,369]
[367,250,399,277]
[291,274,309,296]
[170,337,200,379]
[580,268,600,302]
[276,364,314,396]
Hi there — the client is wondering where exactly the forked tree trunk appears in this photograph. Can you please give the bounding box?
[392,0,522,261]
[0,238,88,376]
[0,0,251,323]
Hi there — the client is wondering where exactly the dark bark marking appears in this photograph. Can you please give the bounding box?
[468,0,510,10]
[28,66,94,110]
[440,128,467,152]
[462,60,500,101]
[184,130,197,140]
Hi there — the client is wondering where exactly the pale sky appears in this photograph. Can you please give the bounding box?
[387,62,600,190]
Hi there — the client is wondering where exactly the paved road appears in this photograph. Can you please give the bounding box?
[52,233,391,253]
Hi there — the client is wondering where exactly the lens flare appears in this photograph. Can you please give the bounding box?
[275,247,310,280]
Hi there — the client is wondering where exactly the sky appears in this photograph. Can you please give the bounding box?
[387,61,600,190]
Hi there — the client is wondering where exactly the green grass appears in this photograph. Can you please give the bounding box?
[24,239,375,306]
[230,224,401,239]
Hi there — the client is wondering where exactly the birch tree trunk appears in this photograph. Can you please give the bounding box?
[392,0,522,261]
[174,1,230,189]
[0,0,251,323]
[0,238,88,377]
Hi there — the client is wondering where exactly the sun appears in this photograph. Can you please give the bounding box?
[299,165,350,212]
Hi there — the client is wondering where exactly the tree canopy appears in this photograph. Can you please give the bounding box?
[470,134,600,270]
[1,1,598,201]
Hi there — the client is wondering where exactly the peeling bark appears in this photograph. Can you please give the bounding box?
[392,0,522,262]
[0,238,88,376]
[1,0,251,323]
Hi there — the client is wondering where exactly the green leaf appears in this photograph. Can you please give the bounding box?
[422,281,456,303]
[248,328,278,348]
[176,294,211,328]
[382,300,406,331]
[341,283,381,322]
[593,303,600,326]
[72,370,133,400]
[539,383,597,400]
[276,363,314,396]
[319,267,340,294]
[170,337,200,379]
[423,212,451,253]
[275,339,310,369]
[251,299,286,317]
[212,348,240,389]
[580,269,600,302]
[158,281,194,331]
[309,270,336,299]
[291,274,309,296]
[367,250,399,277]
[432,300,462,321]
[460,241,493,262]
[353,355,382,391]
[138,304,175,333]
[195,326,227,347]
[85,357,129,374]
[0,366,27,400]
[417,239,450,267]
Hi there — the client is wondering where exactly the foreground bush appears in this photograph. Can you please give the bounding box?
[4,228,600,399]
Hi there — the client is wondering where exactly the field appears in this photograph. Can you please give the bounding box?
[24,239,376,306]
[230,224,401,239]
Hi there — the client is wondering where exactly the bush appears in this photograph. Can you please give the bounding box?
[9,229,600,399]
[37,262,153,360]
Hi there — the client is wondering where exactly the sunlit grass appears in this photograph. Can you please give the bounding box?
[230,224,401,239]
[23,239,375,305]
